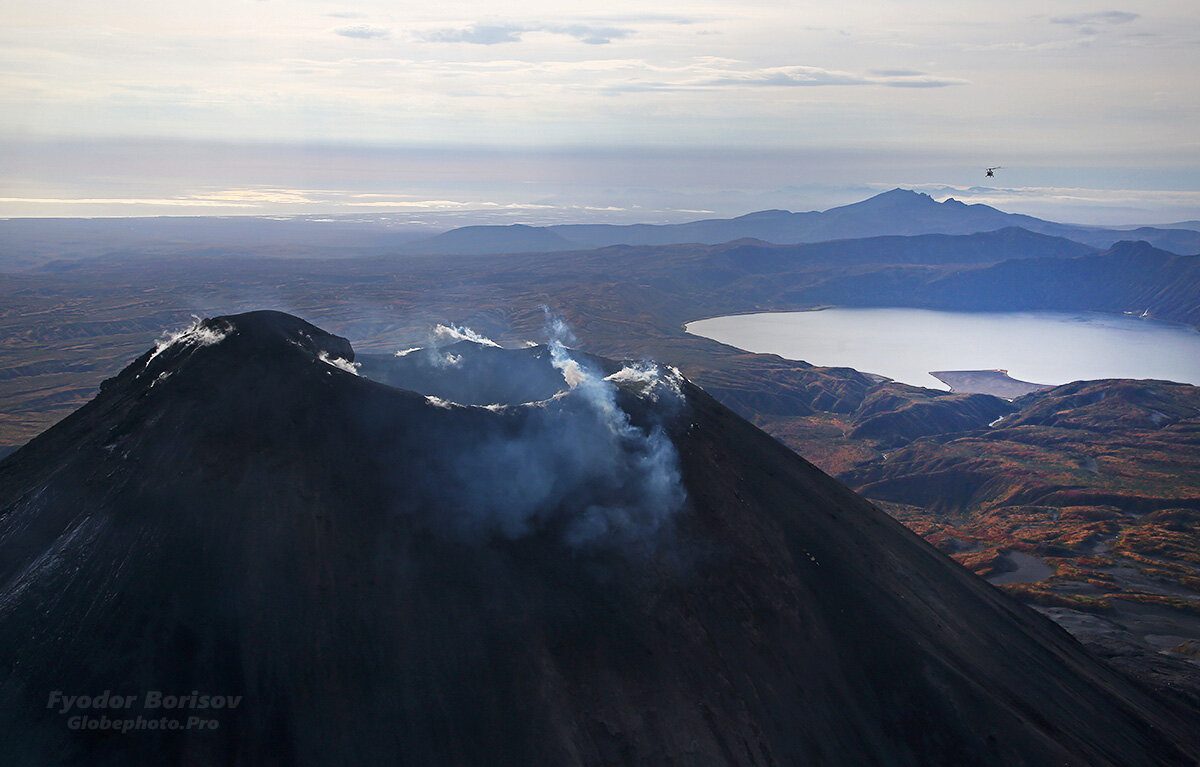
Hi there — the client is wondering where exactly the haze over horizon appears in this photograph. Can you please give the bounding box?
[3,0,1198,225]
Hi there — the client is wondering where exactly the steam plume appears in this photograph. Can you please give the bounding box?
[383,317,687,550]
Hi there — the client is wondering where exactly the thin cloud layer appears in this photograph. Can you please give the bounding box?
[335,24,390,39]
[421,25,525,45]
[706,65,963,88]
[1050,11,1140,26]
[418,23,634,45]
[893,183,1200,224]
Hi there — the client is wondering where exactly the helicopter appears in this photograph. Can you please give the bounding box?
[985,166,1003,177]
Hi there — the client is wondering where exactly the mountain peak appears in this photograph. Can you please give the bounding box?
[1104,239,1172,258]
[159,310,349,362]
[106,310,356,397]
[732,209,794,220]
[210,310,351,354]
[843,188,937,211]
[876,187,932,201]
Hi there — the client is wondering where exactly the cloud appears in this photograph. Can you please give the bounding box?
[421,25,525,45]
[964,10,1145,51]
[0,196,254,207]
[678,64,966,90]
[603,14,694,25]
[1050,11,1139,26]
[0,188,612,216]
[709,66,869,87]
[883,78,964,88]
[418,23,634,45]
[335,24,390,40]
[545,25,634,45]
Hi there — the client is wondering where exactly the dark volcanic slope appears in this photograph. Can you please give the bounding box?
[1,311,1199,766]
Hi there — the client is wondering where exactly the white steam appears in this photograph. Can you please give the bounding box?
[413,316,688,549]
[318,351,360,375]
[145,316,229,367]
[551,348,591,390]
[546,318,588,391]
[421,323,496,370]
[431,351,463,368]
[433,323,500,348]
[604,362,684,401]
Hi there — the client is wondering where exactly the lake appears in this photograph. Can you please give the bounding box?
[685,308,1200,390]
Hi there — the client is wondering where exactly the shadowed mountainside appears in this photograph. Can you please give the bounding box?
[782,241,1200,327]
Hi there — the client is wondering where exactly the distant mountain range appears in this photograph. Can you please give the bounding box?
[2,189,1197,272]
[400,189,1200,256]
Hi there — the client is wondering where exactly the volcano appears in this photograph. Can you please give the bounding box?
[0,310,1197,766]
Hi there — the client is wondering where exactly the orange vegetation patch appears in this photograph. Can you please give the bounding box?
[953,548,1008,578]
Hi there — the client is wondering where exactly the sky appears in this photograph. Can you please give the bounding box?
[2,0,1198,225]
